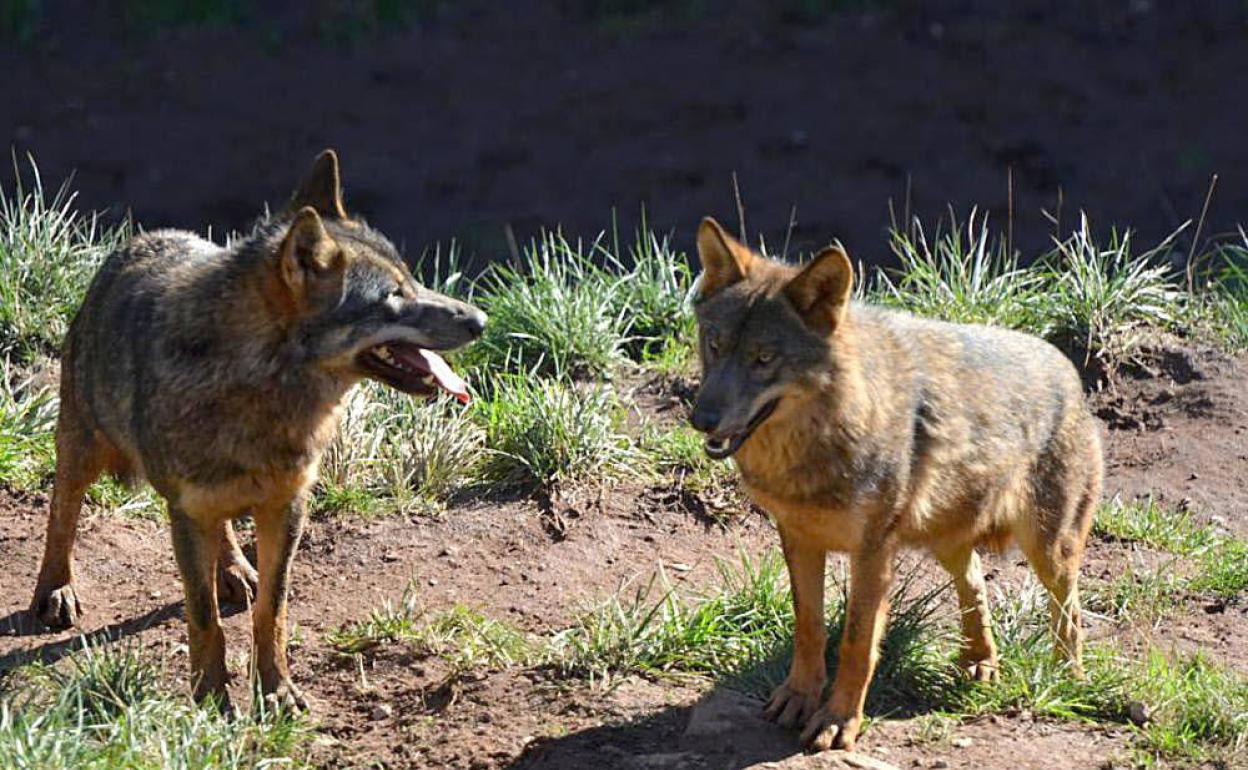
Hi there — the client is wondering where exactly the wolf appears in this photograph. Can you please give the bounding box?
[29,150,486,709]
[688,217,1102,751]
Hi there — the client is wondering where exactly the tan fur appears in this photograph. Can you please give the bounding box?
[691,218,1102,752]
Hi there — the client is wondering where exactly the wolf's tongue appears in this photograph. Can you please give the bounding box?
[417,349,470,403]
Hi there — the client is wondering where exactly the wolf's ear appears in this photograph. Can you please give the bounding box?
[288,149,347,219]
[277,207,346,312]
[696,217,754,300]
[785,245,853,334]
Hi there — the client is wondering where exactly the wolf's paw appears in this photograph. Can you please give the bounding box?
[800,707,861,752]
[217,559,258,605]
[764,679,824,729]
[263,681,310,714]
[30,583,83,628]
[960,655,999,682]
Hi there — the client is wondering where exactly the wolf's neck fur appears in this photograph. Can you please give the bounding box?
[733,307,907,510]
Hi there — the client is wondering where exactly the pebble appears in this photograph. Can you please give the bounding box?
[1128,699,1151,726]
[951,736,973,748]
[370,703,393,721]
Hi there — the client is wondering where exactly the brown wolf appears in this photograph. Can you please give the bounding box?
[689,217,1101,751]
[29,150,485,709]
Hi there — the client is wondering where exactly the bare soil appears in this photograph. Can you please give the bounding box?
[1,342,1246,769]
[4,2,1248,268]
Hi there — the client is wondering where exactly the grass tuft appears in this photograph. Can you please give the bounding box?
[0,158,127,360]
[0,641,311,769]
[473,371,638,491]
[329,584,532,672]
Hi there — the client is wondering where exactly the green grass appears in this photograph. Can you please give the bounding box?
[1093,497,1219,557]
[0,642,311,769]
[317,385,484,514]
[328,583,533,672]
[1092,497,1248,604]
[0,357,56,488]
[1044,216,1185,368]
[0,159,127,361]
[466,231,631,380]
[472,371,639,491]
[875,209,1045,331]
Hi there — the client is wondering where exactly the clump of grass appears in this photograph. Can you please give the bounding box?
[0,357,57,487]
[1044,215,1184,368]
[318,384,484,514]
[550,551,793,685]
[1130,650,1248,765]
[329,584,532,672]
[0,641,311,769]
[607,225,697,363]
[1093,497,1219,557]
[0,158,127,360]
[473,371,638,491]
[467,231,629,379]
[640,423,733,492]
[875,209,1044,330]
[1092,496,1248,602]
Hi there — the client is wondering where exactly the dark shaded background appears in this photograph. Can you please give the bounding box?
[3,0,1247,272]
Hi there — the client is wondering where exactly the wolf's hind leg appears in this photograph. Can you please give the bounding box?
[30,408,108,628]
[216,519,258,605]
[934,545,998,682]
[1018,528,1085,677]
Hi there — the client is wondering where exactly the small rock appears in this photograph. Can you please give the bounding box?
[1128,699,1151,726]
[669,562,693,573]
[370,703,393,721]
[951,736,973,748]
[427,577,438,587]
[381,551,400,563]
[931,761,950,769]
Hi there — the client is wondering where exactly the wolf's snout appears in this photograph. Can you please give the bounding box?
[458,306,487,338]
[689,403,721,433]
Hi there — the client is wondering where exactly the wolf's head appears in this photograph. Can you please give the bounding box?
[689,217,853,459]
[261,150,486,402]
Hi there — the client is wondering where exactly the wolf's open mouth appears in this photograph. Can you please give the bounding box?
[357,340,470,403]
[703,397,780,460]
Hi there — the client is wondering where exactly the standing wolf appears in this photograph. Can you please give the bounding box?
[29,150,485,709]
[688,218,1101,752]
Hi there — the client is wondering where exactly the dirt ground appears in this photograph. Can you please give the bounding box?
[1,341,1245,769]
[4,1,1248,270]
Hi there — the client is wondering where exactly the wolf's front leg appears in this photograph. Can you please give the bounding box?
[170,508,230,709]
[765,528,827,729]
[252,496,309,711]
[802,547,894,752]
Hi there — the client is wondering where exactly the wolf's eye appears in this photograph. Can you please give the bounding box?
[389,285,405,299]
[754,351,775,367]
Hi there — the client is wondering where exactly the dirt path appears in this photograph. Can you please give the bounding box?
[1,346,1245,769]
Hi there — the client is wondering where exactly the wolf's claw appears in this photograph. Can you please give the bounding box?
[31,583,83,628]
[800,707,861,752]
[263,682,310,714]
[764,680,823,729]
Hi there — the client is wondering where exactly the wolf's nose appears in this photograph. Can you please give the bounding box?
[690,406,720,433]
[460,307,487,338]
